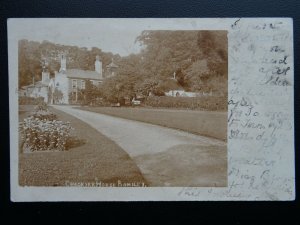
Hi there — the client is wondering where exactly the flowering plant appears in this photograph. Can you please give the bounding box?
[20,116,73,152]
[32,110,57,121]
[34,102,48,111]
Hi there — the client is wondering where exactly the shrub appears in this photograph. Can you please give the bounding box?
[34,102,48,111]
[28,101,57,120]
[31,110,57,121]
[19,96,45,105]
[143,96,227,111]
[20,116,73,152]
[29,101,58,120]
[89,98,111,107]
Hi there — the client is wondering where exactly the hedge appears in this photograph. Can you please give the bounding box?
[143,96,227,111]
[19,96,45,105]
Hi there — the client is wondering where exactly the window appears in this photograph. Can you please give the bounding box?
[72,79,77,89]
[56,82,59,86]
[81,80,86,89]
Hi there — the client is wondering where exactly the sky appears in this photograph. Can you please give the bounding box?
[9,18,229,56]
[11,19,145,56]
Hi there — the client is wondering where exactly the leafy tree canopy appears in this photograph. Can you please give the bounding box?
[19,30,228,100]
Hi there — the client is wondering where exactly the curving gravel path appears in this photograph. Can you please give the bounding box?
[52,105,227,187]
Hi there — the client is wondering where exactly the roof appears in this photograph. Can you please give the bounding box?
[106,61,118,68]
[162,79,184,91]
[66,69,102,80]
[25,81,48,88]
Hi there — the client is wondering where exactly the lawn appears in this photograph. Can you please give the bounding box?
[18,105,147,186]
[79,106,227,141]
[134,144,227,187]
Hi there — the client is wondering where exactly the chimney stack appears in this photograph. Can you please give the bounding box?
[59,53,67,72]
[95,55,102,79]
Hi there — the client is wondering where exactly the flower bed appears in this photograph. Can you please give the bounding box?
[20,116,73,152]
[32,110,57,121]
[20,103,73,152]
[34,102,48,111]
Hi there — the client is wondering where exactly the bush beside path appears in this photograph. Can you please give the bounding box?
[19,105,147,187]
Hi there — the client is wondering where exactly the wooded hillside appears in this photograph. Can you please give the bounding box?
[19,30,228,100]
[18,40,120,87]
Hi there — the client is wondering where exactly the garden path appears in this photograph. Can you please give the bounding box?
[52,105,227,186]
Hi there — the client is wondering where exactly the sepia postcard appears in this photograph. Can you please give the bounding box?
[8,18,294,201]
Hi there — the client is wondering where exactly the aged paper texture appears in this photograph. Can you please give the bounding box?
[8,18,294,201]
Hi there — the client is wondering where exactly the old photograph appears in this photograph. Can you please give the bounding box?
[8,18,295,201]
[16,21,228,187]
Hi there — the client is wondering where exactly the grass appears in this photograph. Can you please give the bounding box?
[134,144,227,187]
[79,106,227,141]
[18,105,147,187]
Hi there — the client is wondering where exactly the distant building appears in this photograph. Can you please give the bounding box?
[49,54,104,104]
[21,54,118,104]
[18,87,27,97]
[165,90,197,97]
[105,58,118,78]
[164,89,213,97]
[163,74,212,97]
[23,63,51,102]
[162,77,197,97]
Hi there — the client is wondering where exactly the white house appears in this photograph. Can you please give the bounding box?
[23,69,51,102]
[165,90,197,97]
[22,54,118,104]
[105,58,118,78]
[49,54,104,104]
[164,90,213,97]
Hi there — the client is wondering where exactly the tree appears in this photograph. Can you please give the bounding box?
[175,68,186,87]
[197,31,216,57]
[80,80,102,105]
[53,88,63,104]
[18,39,120,88]
[101,77,121,103]
[19,30,228,100]
[185,59,221,92]
[101,73,139,103]
[134,77,166,96]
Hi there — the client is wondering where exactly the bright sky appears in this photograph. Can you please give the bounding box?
[9,18,229,56]
[11,18,145,56]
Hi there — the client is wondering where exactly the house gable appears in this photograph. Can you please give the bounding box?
[66,69,102,80]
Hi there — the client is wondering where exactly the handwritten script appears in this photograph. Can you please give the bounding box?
[178,18,294,200]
